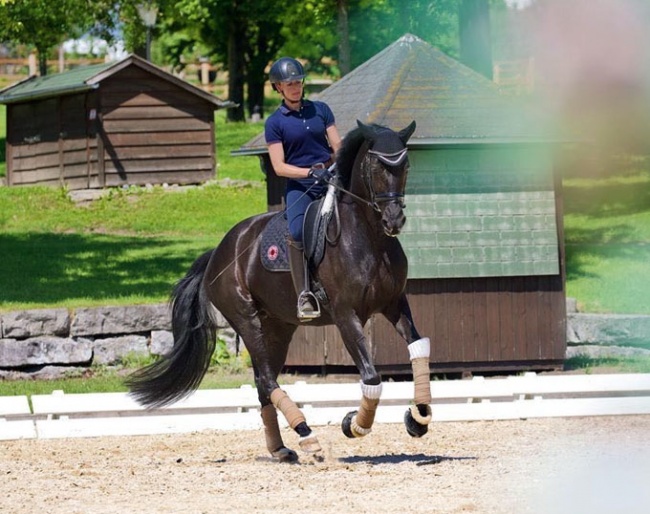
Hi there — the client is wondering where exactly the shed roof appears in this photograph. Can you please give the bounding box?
[0,54,235,109]
[235,34,554,156]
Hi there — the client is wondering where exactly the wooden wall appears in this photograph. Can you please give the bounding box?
[98,67,215,187]
[7,93,99,189]
[286,275,566,374]
[6,65,216,189]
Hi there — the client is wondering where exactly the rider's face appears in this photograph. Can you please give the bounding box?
[278,80,303,103]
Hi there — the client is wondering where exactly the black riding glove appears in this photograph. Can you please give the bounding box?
[308,166,333,184]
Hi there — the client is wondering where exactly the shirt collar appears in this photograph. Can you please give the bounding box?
[280,99,311,115]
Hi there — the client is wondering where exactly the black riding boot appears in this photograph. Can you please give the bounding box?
[287,238,320,321]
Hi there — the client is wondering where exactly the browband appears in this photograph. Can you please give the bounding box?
[367,147,408,166]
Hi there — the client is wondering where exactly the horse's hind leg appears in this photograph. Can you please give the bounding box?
[386,295,432,437]
[245,318,322,461]
[258,380,298,463]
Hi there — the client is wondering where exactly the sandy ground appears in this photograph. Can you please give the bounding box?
[1,415,649,514]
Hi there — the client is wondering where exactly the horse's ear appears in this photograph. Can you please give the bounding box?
[399,121,417,144]
[356,119,376,143]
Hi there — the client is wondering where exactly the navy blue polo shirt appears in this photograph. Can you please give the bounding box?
[265,99,335,168]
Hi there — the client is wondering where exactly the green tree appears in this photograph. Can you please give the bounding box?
[0,0,118,75]
[279,0,464,73]
[172,0,284,121]
[459,0,493,78]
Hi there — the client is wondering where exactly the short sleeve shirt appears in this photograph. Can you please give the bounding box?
[264,100,335,168]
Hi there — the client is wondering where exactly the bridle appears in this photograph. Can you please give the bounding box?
[308,145,409,213]
[362,147,409,212]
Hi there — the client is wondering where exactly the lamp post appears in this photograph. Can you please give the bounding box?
[137,2,158,61]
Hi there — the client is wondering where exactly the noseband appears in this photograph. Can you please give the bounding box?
[364,147,408,212]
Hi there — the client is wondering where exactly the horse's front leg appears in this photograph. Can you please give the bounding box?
[388,294,432,437]
[336,317,383,439]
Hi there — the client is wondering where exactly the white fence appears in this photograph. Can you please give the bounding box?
[2,373,650,441]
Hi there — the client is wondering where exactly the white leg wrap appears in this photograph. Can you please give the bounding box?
[360,381,383,400]
[408,337,430,360]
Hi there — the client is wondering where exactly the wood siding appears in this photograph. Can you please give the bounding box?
[97,67,214,188]
[286,275,565,374]
[280,153,567,375]
[8,94,97,188]
[5,64,217,190]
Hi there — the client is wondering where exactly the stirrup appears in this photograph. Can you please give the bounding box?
[297,290,321,320]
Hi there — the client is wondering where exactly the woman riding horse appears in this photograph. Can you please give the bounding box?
[265,57,342,321]
[127,119,432,463]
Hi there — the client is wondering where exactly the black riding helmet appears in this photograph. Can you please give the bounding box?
[269,57,306,91]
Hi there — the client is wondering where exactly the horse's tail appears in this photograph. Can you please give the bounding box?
[126,249,219,408]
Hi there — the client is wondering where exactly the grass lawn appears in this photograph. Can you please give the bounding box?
[0,111,266,311]
[0,367,256,396]
[563,167,650,314]
[0,183,266,310]
[1,98,649,394]
[0,104,5,178]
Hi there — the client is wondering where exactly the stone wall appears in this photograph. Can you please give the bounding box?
[566,312,650,358]
[1,301,649,379]
[0,304,236,379]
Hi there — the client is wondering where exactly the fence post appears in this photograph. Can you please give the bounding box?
[58,45,65,73]
[28,52,37,76]
[200,59,210,86]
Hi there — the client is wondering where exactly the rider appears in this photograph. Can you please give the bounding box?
[265,57,342,321]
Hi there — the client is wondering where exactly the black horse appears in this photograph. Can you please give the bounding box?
[127,120,433,462]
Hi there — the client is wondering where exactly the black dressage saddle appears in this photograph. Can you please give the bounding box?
[260,197,330,273]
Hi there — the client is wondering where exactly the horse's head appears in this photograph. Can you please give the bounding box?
[357,120,417,237]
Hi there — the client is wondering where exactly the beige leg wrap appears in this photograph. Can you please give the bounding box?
[260,404,284,454]
[412,357,432,405]
[350,382,382,437]
[270,388,306,429]
[355,395,380,430]
[409,337,432,406]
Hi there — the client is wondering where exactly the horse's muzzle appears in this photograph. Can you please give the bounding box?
[381,202,406,237]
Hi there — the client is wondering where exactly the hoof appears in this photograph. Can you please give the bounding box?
[299,434,322,453]
[404,404,431,438]
[341,410,358,438]
[341,410,372,438]
[272,447,299,463]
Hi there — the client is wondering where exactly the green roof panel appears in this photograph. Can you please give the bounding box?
[400,147,560,279]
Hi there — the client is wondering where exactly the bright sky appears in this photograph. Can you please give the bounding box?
[505,0,534,8]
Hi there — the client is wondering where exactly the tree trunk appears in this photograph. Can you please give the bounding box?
[336,0,351,76]
[227,6,246,122]
[247,78,265,120]
[245,30,273,119]
[459,0,493,80]
[37,48,48,76]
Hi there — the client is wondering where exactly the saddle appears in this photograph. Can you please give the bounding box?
[259,197,332,273]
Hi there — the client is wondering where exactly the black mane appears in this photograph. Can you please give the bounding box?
[335,126,365,189]
[335,123,405,189]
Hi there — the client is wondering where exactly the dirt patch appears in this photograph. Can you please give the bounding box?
[2,415,649,514]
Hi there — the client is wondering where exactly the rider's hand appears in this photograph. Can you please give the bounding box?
[308,166,333,184]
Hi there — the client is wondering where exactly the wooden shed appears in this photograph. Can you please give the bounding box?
[0,54,234,190]
[235,34,567,375]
